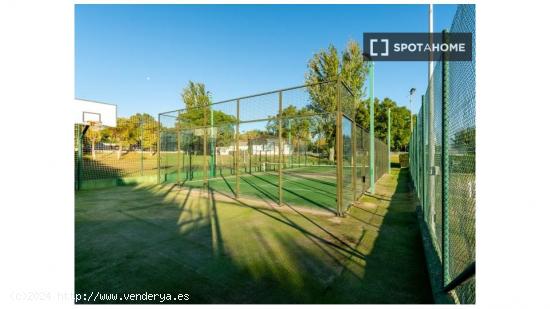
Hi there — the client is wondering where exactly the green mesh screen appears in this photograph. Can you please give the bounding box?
[427,56,443,257]
[363,131,371,191]
[447,4,476,303]
[375,138,389,181]
[74,113,159,184]
[408,4,475,304]
[355,125,365,199]
[341,116,354,210]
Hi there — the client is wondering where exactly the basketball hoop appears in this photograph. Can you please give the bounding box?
[75,99,117,128]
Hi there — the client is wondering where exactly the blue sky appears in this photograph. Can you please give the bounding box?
[75,4,458,117]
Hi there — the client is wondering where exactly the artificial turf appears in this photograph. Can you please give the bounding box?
[181,165,339,214]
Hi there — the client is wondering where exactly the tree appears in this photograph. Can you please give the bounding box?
[210,111,237,147]
[177,81,237,149]
[241,129,266,141]
[101,117,139,159]
[355,100,369,129]
[181,81,211,108]
[453,127,475,152]
[265,105,315,156]
[358,97,413,152]
[266,105,312,139]
[305,40,368,161]
[90,113,161,159]
[130,113,159,155]
[86,128,102,160]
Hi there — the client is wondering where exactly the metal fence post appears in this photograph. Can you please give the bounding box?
[288,120,292,168]
[140,116,144,176]
[210,107,216,177]
[76,124,82,190]
[428,35,436,232]
[157,114,161,184]
[414,108,417,193]
[336,80,343,216]
[368,61,375,194]
[416,111,419,191]
[185,138,188,180]
[419,98,423,206]
[203,106,208,187]
[177,117,181,184]
[362,128,367,193]
[423,92,429,223]
[278,91,283,206]
[352,116,357,202]
[235,99,240,198]
[418,102,422,200]
[442,29,451,285]
[387,108,391,173]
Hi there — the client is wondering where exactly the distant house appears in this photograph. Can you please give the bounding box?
[216,139,292,155]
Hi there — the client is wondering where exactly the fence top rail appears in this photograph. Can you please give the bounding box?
[159,79,353,116]
[157,111,336,131]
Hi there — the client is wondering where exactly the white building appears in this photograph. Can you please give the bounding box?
[216,139,292,156]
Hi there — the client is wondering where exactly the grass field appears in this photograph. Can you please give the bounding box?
[79,151,342,213]
[391,153,400,165]
[75,167,432,304]
[79,151,329,180]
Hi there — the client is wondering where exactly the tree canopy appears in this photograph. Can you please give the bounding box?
[181,81,211,108]
[177,81,237,147]
[304,40,414,152]
[81,113,160,159]
[304,40,368,160]
[355,97,413,151]
[266,105,313,140]
[305,40,368,113]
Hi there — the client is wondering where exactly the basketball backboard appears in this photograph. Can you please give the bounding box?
[74,98,117,127]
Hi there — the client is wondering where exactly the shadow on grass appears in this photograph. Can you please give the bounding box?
[75,168,432,304]
[390,162,401,169]
[250,174,336,214]
[186,171,337,214]
[358,168,432,303]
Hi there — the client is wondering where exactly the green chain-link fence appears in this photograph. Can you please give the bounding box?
[74,81,390,212]
[75,80,390,216]
[74,114,159,190]
[409,4,475,304]
[158,80,389,216]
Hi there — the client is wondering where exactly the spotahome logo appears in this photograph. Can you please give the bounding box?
[363,32,472,61]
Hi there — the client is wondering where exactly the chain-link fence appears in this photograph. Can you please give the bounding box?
[74,80,390,215]
[74,114,159,190]
[409,4,475,304]
[158,80,389,216]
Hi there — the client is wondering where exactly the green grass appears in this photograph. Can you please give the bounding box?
[391,153,400,164]
[79,151,330,181]
[75,168,432,304]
